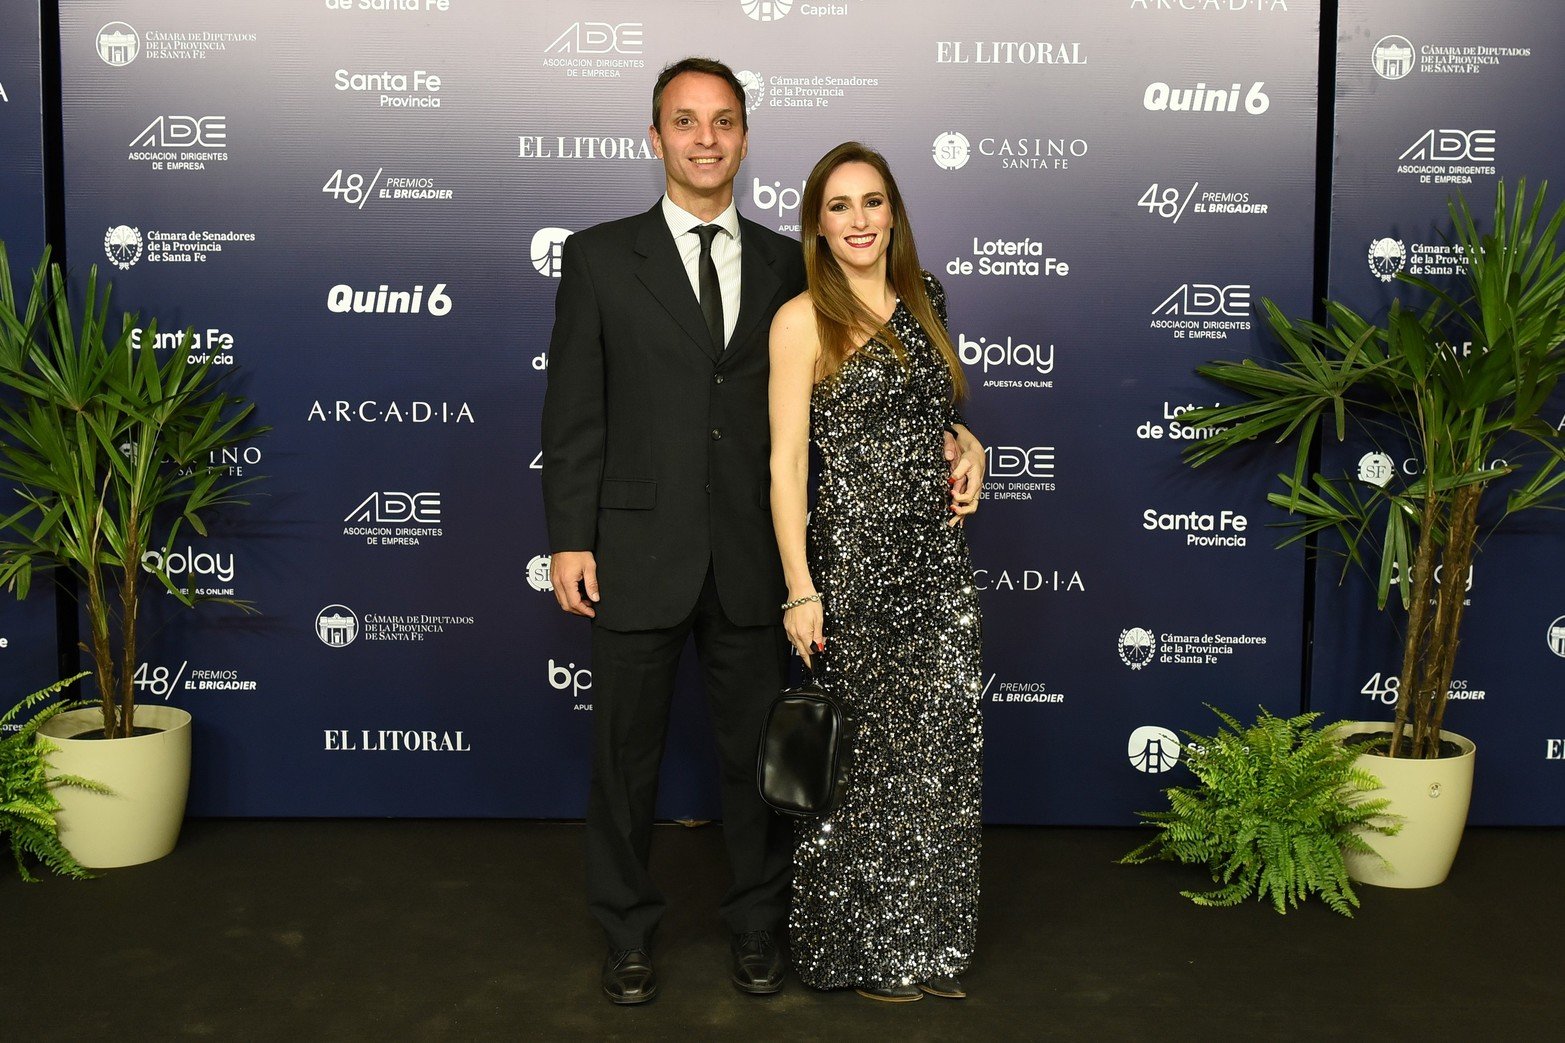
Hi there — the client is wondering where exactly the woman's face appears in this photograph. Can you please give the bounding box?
[817,161,893,275]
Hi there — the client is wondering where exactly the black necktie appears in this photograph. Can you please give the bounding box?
[693,224,725,350]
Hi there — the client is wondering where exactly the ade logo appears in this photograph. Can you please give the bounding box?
[1152,283,1250,317]
[986,446,1054,478]
[131,116,227,149]
[1400,129,1496,164]
[345,492,441,524]
[545,22,643,54]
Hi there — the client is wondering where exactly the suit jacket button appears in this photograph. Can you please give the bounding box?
[710,428,721,440]
[714,373,725,384]
[705,483,712,493]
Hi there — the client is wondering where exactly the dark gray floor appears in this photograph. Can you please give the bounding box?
[6,821,1560,1041]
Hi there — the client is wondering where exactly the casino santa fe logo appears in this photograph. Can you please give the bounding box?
[526,555,553,592]
[932,131,971,171]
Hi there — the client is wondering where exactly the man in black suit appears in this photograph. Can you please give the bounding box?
[541,58,801,1005]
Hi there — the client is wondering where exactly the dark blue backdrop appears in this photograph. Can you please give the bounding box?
[6,0,1557,823]
[48,0,1318,822]
[0,0,59,710]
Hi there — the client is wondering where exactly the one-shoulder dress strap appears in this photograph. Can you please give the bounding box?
[919,269,948,327]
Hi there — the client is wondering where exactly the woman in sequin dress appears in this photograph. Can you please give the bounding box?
[768,142,985,1003]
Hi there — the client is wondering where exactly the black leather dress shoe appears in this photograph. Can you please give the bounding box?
[730,930,784,994]
[855,983,923,1003]
[919,974,966,999]
[602,948,657,1005]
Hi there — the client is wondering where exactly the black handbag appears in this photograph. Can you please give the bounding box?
[756,652,852,818]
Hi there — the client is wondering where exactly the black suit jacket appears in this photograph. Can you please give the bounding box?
[541,203,807,631]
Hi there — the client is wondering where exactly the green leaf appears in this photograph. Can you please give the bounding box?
[0,240,270,732]
[1122,706,1400,916]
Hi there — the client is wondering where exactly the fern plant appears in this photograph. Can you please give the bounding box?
[1121,706,1398,916]
[0,673,105,881]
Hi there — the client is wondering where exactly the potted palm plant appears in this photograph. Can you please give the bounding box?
[1175,180,1565,887]
[0,242,265,868]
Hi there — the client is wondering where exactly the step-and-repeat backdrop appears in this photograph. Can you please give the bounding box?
[29,0,1558,823]
[0,0,59,708]
[1319,0,1565,824]
[52,0,1317,821]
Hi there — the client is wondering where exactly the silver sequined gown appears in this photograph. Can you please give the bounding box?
[790,273,983,991]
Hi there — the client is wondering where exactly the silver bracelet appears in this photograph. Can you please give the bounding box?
[781,593,822,611]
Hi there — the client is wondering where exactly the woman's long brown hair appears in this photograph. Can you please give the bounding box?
[801,141,967,400]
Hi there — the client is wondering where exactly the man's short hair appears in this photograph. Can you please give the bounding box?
[652,57,748,132]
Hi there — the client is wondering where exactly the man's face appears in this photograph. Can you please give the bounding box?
[649,72,748,210]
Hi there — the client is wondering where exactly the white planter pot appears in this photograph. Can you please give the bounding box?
[37,704,193,869]
[1340,724,1475,889]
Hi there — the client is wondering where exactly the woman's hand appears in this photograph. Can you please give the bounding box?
[770,294,826,667]
[944,424,986,526]
[784,598,825,669]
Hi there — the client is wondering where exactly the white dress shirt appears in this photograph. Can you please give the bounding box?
[661,195,741,348]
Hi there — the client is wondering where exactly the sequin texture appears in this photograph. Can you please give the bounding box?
[790,273,983,991]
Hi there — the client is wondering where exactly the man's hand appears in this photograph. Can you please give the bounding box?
[550,550,600,618]
[942,426,985,527]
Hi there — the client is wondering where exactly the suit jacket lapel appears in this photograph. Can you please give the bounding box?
[633,205,721,362]
[728,216,783,364]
